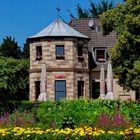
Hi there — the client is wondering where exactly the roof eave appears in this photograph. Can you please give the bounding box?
[27,35,90,43]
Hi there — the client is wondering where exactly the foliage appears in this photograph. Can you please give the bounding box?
[1,99,140,130]
[96,113,130,131]
[37,98,118,129]
[76,0,114,18]
[119,100,140,127]
[101,0,140,91]
[37,101,56,129]
[21,43,29,59]
[36,99,140,129]
[0,100,39,116]
[77,3,89,18]
[0,36,21,59]
[0,110,35,127]
[0,58,29,101]
[0,127,140,140]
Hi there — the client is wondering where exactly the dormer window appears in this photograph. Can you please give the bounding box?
[56,45,64,60]
[78,46,84,61]
[95,48,107,63]
[36,46,42,61]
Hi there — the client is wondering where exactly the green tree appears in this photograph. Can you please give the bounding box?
[101,0,140,90]
[76,0,114,18]
[77,3,89,18]
[0,57,29,101]
[21,43,29,59]
[0,36,21,59]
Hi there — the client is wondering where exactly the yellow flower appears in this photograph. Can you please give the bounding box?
[27,134,30,137]
[108,131,115,134]
[134,128,140,134]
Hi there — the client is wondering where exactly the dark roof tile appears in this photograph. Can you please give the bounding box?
[69,18,116,49]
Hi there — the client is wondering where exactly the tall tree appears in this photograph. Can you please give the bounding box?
[97,0,114,14]
[101,0,140,91]
[76,0,114,18]
[77,3,89,18]
[0,36,21,59]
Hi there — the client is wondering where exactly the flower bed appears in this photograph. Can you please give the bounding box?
[0,127,140,140]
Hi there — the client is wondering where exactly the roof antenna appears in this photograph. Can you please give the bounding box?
[56,2,60,20]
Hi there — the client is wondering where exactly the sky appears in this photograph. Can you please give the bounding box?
[0,0,124,48]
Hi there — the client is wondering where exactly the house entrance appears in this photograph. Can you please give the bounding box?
[136,89,140,100]
[92,81,100,99]
[78,81,84,97]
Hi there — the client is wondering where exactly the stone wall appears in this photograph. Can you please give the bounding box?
[29,38,89,101]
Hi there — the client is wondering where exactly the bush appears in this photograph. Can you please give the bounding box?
[0,100,39,115]
[36,98,118,129]
[0,110,35,127]
[1,99,140,130]
[36,99,140,129]
[96,113,130,131]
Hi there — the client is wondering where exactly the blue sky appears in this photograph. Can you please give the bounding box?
[0,0,124,48]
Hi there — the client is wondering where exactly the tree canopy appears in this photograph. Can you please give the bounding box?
[0,36,21,59]
[76,0,114,18]
[0,36,29,101]
[0,57,29,101]
[101,0,140,91]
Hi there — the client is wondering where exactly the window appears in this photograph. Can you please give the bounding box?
[35,81,40,100]
[55,80,66,101]
[56,45,64,59]
[78,81,84,97]
[95,49,107,62]
[78,46,84,61]
[36,46,42,60]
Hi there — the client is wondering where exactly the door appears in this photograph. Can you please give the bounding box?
[78,81,84,97]
[55,80,66,101]
[35,81,40,100]
[92,81,100,99]
[136,89,140,100]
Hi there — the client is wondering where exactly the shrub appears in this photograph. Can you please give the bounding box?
[0,110,35,127]
[0,100,39,115]
[96,113,130,131]
[36,98,118,129]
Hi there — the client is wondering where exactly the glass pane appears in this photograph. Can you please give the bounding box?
[56,45,64,56]
[78,46,83,56]
[55,80,66,101]
[36,46,42,56]
[96,50,105,62]
[55,91,66,101]
[55,81,65,91]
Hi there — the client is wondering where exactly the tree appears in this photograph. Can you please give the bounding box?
[76,0,114,18]
[0,57,29,101]
[21,43,29,59]
[100,0,140,91]
[77,3,89,18]
[0,36,21,59]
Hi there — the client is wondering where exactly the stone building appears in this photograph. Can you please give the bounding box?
[27,18,135,101]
